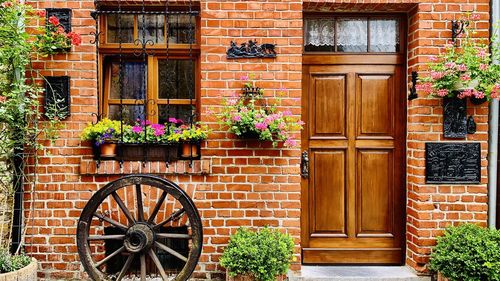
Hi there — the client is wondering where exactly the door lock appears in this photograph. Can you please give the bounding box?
[301,151,309,179]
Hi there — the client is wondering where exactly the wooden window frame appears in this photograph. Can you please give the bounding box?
[98,11,200,124]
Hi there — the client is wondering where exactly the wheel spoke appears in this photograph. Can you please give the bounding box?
[140,253,146,281]
[112,191,136,225]
[154,208,185,230]
[147,191,167,224]
[156,233,191,239]
[155,241,188,262]
[116,253,135,281]
[95,246,125,268]
[148,249,168,280]
[88,234,125,241]
[94,212,128,232]
[136,184,144,222]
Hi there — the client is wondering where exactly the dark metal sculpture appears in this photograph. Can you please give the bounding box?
[77,175,203,281]
[44,76,70,119]
[443,96,467,138]
[227,40,277,59]
[467,116,477,134]
[425,142,480,184]
[46,8,72,31]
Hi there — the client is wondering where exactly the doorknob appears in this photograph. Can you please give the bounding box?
[301,151,309,179]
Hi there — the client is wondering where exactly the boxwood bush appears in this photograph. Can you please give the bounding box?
[220,227,295,281]
[429,223,500,281]
[0,249,31,273]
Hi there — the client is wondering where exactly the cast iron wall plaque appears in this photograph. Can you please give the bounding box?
[46,8,72,32]
[425,142,480,184]
[443,96,467,138]
[45,76,70,119]
[227,40,277,59]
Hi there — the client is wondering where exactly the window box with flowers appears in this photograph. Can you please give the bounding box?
[218,75,303,148]
[81,118,124,158]
[34,14,82,56]
[417,13,499,138]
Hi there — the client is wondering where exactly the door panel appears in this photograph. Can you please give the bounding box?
[302,59,405,264]
[311,75,347,138]
[311,150,347,236]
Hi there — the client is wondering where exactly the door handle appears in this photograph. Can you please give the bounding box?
[301,151,309,179]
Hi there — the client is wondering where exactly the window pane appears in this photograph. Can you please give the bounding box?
[138,15,165,44]
[107,15,134,43]
[369,19,399,52]
[336,18,368,52]
[109,105,146,124]
[304,18,335,52]
[167,15,196,44]
[109,61,147,100]
[158,105,195,124]
[158,59,195,100]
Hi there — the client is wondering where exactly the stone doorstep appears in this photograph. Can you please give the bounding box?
[288,266,432,281]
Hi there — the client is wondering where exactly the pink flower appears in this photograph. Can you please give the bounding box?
[460,74,471,81]
[278,122,286,129]
[479,64,489,71]
[297,120,305,126]
[48,15,60,26]
[491,84,500,99]
[2,2,13,8]
[457,64,467,71]
[430,71,445,80]
[473,91,485,99]
[168,117,177,123]
[471,13,480,20]
[240,75,249,81]
[458,89,474,99]
[0,96,6,103]
[132,126,143,133]
[227,98,238,106]
[430,56,439,62]
[140,120,151,126]
[255,113,262,119]
[416,83,433,94]
[437,89,449,97]
[255,122,267,131]
[282,110,292,116]
[284,138,298,147]
[67,32,82,46]
[232,115,242,122]
[444,62,456,69]
[36,10,46,17]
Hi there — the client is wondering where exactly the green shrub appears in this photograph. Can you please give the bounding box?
[429,223,500,281]
[0,249,31,274]
[220,227,295,281]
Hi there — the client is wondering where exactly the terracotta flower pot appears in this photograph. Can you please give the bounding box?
[99,141,117,158]
[181,142,199,158]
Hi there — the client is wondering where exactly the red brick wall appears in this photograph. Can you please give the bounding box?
[24,0,490,279]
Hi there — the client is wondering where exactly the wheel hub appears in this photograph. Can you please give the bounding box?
[124,223,155,253]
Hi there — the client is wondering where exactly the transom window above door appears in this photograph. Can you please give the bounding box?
[304,16,402,53]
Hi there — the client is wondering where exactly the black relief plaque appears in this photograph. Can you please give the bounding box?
[443,96,467,139]
[45,76,70,119]
[46,8,72,32]
[425,142,480,184]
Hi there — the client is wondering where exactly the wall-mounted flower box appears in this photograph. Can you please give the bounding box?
[120,143,179,162]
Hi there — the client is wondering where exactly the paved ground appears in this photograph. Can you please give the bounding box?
[289,266,432,281]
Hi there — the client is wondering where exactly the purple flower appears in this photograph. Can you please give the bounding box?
[232,115,242,122]
[132,126,143,133]
[255,122,267,131]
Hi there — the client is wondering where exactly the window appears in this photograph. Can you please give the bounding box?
[304,16,402,53]
[100,11,199,124]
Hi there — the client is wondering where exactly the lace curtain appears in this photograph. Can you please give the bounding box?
[304,18,335,47]
[370,19,399,52]
[304,17,399,53]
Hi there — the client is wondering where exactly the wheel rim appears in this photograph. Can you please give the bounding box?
[77,175,202,281]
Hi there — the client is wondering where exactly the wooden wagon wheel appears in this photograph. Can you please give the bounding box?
[77,175,202,281]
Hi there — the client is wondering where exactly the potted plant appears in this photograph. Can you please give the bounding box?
[429,223,500,281]
[81,118,124,158]
[121,119,178,161]
[34,14,82,56]
[220,227,295,281]
[0,249,37,280]
[417,13,499,103]
[218,75,303,147]
[167,122,209,159]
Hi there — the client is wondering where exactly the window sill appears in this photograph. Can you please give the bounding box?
[79,158,211,175]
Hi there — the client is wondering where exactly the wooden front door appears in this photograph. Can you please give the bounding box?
[301,54,406,264]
